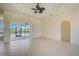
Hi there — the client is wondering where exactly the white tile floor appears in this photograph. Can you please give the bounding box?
[0,38,79,56]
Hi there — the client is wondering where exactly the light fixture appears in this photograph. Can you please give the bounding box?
[31,3,45,14]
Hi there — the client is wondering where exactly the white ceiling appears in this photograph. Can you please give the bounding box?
[0,3,79,18]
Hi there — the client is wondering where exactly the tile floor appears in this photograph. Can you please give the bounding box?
[0,38,79,56]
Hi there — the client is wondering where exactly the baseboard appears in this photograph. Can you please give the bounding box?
[32,36,42,39]
[31,36,62,42]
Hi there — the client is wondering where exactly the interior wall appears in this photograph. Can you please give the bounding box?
[2,4,79,45]
[4,11,42,38]
[42,4,79,45]
[0,10,3,19]
[71,8,79,45]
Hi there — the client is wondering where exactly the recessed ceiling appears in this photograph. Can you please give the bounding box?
[0,3,79,18]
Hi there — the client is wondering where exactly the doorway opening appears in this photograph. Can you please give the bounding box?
[10,22,31,41]
[61,20,70,42]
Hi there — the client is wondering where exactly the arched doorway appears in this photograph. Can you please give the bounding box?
[61,21,70,42]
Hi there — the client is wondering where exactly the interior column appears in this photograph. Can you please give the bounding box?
[3,12,10,43]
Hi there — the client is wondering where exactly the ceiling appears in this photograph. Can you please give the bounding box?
[0,3,79,18]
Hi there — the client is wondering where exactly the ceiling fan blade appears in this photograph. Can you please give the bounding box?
[40,7,45,10]
[31,8,37,10]
[39,8,45,13]
[34,11,37,13]
[39,10,43,13]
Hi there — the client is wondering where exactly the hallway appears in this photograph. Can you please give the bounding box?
[0,38,79,56]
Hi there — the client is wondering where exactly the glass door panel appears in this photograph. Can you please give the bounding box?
[10,22,30,40]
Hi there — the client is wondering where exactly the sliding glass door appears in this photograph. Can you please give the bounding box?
[10,22,30,40]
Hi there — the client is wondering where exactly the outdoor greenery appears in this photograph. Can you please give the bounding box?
[10,29,29,33]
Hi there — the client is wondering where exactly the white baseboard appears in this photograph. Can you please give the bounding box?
[31,36,42,39]
[31,36,62,42]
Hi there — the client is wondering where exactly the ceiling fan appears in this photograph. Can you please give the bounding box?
[31,3,45,13]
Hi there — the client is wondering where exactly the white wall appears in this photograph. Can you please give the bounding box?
[2,4,79,45]
[4,11,42,38]
[42,4,79,45]
[71,8,79,45]
[0,11,3,20]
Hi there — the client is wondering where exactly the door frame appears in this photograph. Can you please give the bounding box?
[61,20,70,42]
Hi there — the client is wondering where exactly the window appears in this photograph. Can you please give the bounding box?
[0,20,4,40]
